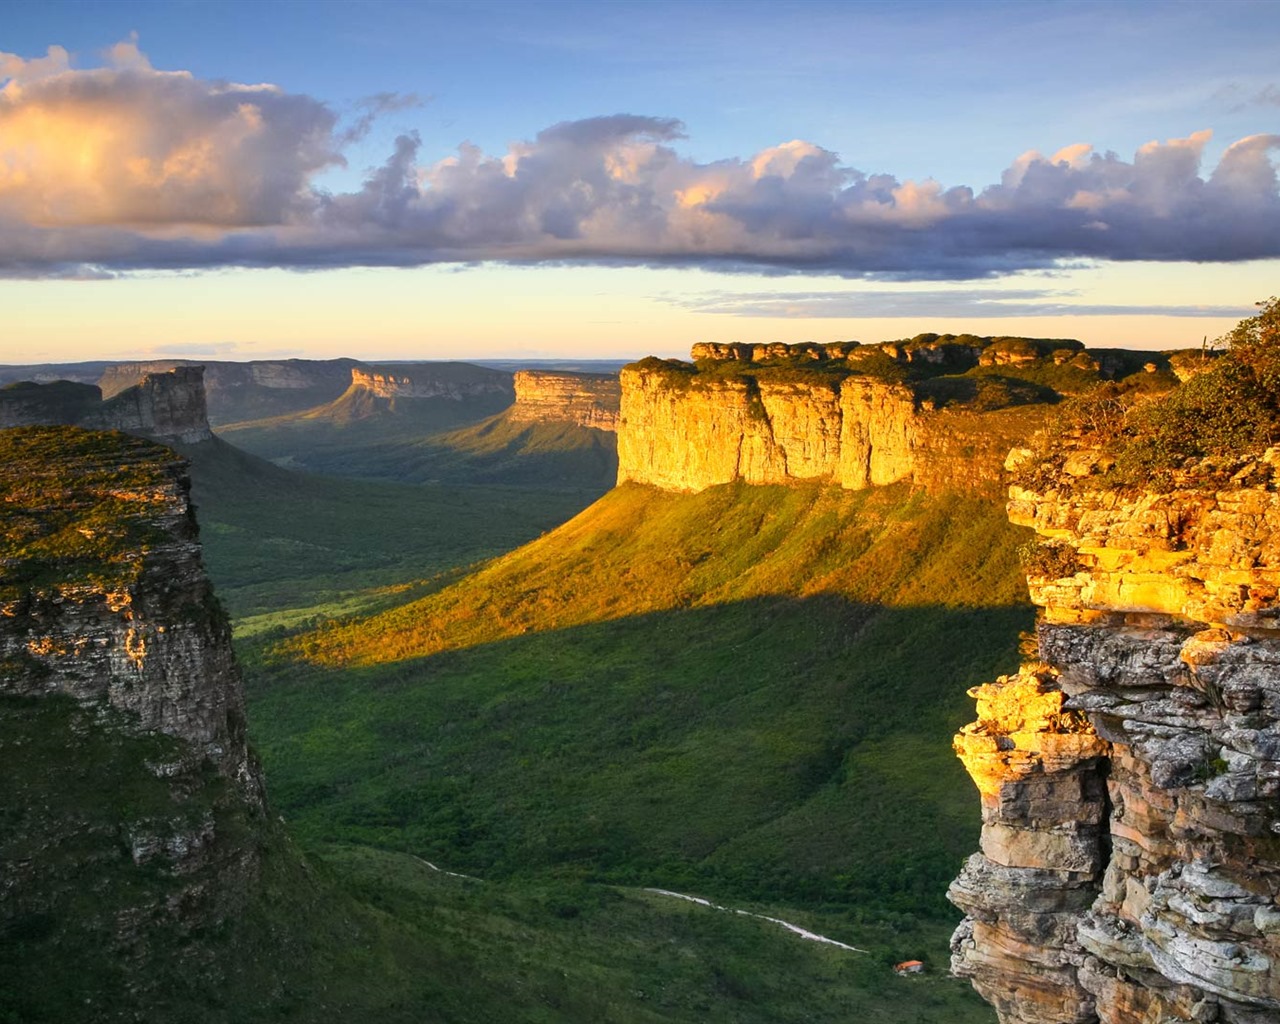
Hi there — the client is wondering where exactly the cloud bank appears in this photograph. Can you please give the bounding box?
[670,290,1251,319]
[2,43,1279,280]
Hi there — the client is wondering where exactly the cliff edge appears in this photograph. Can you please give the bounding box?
[616,346,1069,497]
[508,369,620,431]
[0,427,269,1017]
[0,366,213,443]
[949,450,1280,1024]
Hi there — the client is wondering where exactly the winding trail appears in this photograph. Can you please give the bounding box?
[407,855,867,954]
[643,888,869,953]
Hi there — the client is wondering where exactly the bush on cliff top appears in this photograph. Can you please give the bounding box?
[1044,298,1280,486]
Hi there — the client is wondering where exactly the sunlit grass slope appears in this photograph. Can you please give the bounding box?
[251,482,1032,927]
[224,394,618,491]
[177,437,597,632]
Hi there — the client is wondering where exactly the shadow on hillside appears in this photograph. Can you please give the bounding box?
[248,592,1031,921]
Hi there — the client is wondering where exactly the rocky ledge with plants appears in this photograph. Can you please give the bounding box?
[949,300,1280,1024]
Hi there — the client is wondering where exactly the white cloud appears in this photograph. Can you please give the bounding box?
[1,42,1278,280]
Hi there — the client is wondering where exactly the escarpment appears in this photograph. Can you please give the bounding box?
[949,449,1280,1024]
[617,355,1053,497]
[508,369,620,430]
[350,362,513,400]
[0,366,213,443]
[1,427,274,1013]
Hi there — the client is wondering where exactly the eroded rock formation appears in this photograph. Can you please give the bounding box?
[508,369,620,431]
[0,427,261,794]
[616,361,1047,496]
[0,366,213,443]
[350,363,512,400]
[950,449,1280,1024]
[0,428,268,980]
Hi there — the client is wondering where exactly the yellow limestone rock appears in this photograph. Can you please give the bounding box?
[952,450,1280,1024]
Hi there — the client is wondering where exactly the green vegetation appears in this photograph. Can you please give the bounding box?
[219,379,618,492]
[1043,298,1280,487]
[1017,539,1082,581]
[3,415,1016,1020]
[0,427,177,598]
[245,483,1030,935]
[633,333,1167,414]
[176,437,598,631]
[219,381,512,480]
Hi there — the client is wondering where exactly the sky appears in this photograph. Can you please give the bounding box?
[3,0,1279,363]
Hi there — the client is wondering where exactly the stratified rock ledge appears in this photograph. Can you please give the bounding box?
[950,449,1280,1024]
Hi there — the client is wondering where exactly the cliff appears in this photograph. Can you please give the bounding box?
[949,450,1280,1024]
[508,369,620,431]
[1,427,270,1013]
[350,362,513,401]
[0,367,213,443]
[616,361,1049,497]
[99,358,359,425]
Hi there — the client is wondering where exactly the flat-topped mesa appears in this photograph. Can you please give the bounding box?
[508,369,621,431]
[0,366,213,444]
[950,449,1280,1024]
[349,363,513,400]
[616,356,1053,497]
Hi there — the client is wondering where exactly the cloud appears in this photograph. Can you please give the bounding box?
[669,289,1253,319]
[2,41,1280,280]
[153,340,245,356]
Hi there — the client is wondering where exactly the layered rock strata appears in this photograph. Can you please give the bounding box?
[0,427,259,791]
[350,363,512,400]
[508,369,621,431]
[0,366,213,443]
[617,362,1045,496]
[950,449,1280,1024]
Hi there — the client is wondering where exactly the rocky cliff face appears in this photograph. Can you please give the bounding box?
[0,367,213,443]
[350,363,513,400]
[1,426,261,796]
[99,358,360,424]
[616,362,1046,497]
[1,427,267,993]
[508,369,620,431]
[949,450,1280,1024]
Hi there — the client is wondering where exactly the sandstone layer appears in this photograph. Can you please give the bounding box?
[950,449,1280,1024]
[0,366,213,443]
[0,428,270,987]
[508,369,621,431]
[97,357,360,423]
[616,362,1046,497]
[350,363,512,400]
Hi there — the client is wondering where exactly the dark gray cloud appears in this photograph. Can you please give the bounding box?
[2,43,1279,280]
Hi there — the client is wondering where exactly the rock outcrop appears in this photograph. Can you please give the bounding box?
[0,426,261,794]
[949,449,1280,1024]
[1,427,268,989]
[616,361,1047,497]
[98,357,360,424]
[350,363,513,400]
[0,366,213,443]
[508,369,620,431]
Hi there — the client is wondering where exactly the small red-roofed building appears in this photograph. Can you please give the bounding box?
[894,960,924,975]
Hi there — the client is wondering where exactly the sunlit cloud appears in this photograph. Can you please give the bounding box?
[2,41,1279,280]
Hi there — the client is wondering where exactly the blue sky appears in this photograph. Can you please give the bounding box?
[3,0,1279,361]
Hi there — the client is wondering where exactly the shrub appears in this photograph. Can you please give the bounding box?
[1018,540,1082,580]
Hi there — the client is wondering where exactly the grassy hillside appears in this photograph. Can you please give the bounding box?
[10,696,989,1024]
[249,483,1031,933]
[175,437,598,633]
[219,382,515,478]
[222,395,619,491]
